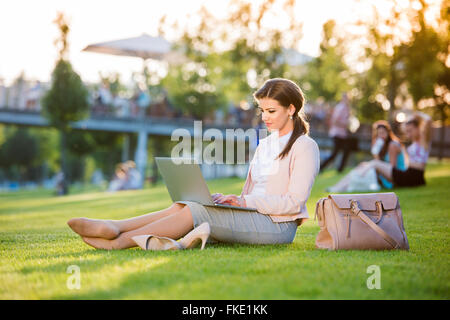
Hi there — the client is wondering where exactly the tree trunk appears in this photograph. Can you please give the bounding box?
[59,130,69,195]
[387,63,398,122]
[439,104,446,161]
[151,136,162,186]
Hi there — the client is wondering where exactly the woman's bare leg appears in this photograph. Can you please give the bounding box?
[369,159,394,181]
[82,205,194,250]
[328,162,368,192]
[67,202,186,239]
[328,172,352,192]
[112,203,186,232]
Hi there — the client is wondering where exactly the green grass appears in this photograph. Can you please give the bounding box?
[1,162,449,300]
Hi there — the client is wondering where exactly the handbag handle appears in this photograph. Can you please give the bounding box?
[350,200,400,249]
[345,200,382,238]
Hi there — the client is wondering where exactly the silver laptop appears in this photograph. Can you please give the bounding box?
[154,157,256,211]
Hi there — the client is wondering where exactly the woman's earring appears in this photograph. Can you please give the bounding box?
[289,115,293,120]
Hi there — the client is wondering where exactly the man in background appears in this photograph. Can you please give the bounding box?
[320,92,353,173]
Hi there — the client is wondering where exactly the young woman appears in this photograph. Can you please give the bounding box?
[327,120,406,192]
[371,120,406,189]
[67,78,320,250]
[358,113,432,187]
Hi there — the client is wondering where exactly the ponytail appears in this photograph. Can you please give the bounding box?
[276,111,309,160]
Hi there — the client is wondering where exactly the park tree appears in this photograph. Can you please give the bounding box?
[89,131,123,179]
[162,50,228,119]
[159,5,229,119]
[349,0,447,126]
[41,12,89,194]
[402,0,450,158]
[218,0,303,103]
[303,19,350,103]
[0,123,61,183]
[350,2,409,123]
[0,127,38,181]
[159,0,303,116]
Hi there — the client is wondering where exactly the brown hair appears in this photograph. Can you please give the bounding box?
[406,115,420,128]
[253,78,309,160]
[371,120,401,159]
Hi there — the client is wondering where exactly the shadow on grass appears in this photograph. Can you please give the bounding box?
[0,190,170,217]
[2,165,449,299]
[14,227,411,300]
[47,244,299,299]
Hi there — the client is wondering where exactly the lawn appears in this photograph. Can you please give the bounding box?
[0,162,449,300]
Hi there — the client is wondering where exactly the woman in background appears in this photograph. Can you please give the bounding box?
[371,120,406,189]
[359,113,432,188]
[327,120,406,192]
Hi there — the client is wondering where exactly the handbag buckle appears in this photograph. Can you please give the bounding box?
[349,200,360,216]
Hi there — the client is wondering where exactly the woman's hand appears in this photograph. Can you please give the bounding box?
[213,194,246,207]
[211,193,223,202]
[356,161,372,176]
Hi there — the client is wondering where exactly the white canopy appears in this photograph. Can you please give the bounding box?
[82,33,173,61]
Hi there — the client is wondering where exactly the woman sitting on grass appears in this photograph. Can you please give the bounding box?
[373,121,406,189]
[358,113,432,188]
[67,78,320,250]
[327,120,406,192]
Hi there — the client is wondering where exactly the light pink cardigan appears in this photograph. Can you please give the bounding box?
[241,134,320,226]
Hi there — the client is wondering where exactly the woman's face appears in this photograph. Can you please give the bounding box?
[405,123,420,141]
[256,98,295,134]
[377,127,389,141]
[116,168,127,179]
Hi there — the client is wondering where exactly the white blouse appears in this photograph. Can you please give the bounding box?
[250,130,293,196]
[407,142,429,165]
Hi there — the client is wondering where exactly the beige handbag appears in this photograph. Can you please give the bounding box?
[315,192,409,250]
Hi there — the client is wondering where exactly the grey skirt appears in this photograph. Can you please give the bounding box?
[176,201,298,245]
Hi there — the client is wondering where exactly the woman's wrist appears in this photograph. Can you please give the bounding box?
[239,196,247,207]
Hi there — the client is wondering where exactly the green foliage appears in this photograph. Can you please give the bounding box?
[303,20,350,102]
[404,28,443,103]
[42,12,89,129]
[0,127,38,168]
[88,131,123,178]
[162,53,228,118]
[160,0,303,115]
[353,73,386,123]
[0,125,61,181]
[38,12,90,191]
[41,59,89,130]
[402,0,449,107]
[0,124,6,147]
[99,72,127,97]
[350,0,449,123]
[65,130,96,156]
[31,128,60,170]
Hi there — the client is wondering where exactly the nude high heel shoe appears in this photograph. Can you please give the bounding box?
[131,235,183,251]
[179,222,211,250]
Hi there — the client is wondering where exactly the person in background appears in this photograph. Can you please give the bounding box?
[123,160,142,190]
[327,120,406,192]
[55,171,68,196]
[98,81,113,106]
[355,112,432,188]
[320,92,352,173]
[107,163,128,192]
[371,120,406,188]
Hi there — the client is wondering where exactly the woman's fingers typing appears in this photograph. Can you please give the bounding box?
[212,193,223,201]
[215,195,240,206]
